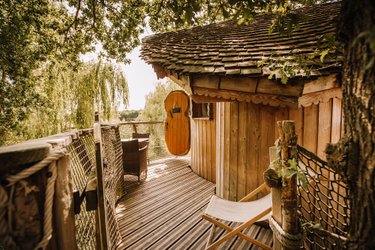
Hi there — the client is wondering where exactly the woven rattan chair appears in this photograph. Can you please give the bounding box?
[121,139,148,181]
[202,183,272,250]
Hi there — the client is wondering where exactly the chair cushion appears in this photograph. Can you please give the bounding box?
[204,193,272,223]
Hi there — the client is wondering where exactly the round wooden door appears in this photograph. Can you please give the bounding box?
[164,90,190,156]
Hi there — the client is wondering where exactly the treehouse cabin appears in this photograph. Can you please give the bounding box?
[0,2,349,250]
[141,2,343,201]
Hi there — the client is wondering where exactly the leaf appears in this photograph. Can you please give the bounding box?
[297,171,308,190]
[320,49,330,63]
[281,74,288,84]
[288,158,298,170]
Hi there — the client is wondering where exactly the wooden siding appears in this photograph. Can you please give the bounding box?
[216,94,342,201]
[190,107,216,183]
[216,102,284,201]
[116,157,273,249]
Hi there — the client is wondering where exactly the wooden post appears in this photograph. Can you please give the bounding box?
[267,146,283,250]
[54,155,77,250]
[278,120,301,250]
[132,123,138,134]
[94,112,109,250]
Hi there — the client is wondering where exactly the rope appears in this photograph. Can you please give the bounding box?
[6,148,66,186]
[0,148,66,249]
[269,216,304,249]
[0,186,16,247]
[34,161,57,250]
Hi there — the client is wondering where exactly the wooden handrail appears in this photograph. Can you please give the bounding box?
[118,121,164,125]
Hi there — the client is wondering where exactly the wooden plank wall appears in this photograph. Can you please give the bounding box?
[190,107,216,183]
[215,95,342,201]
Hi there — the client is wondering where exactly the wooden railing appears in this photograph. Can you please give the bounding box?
[117,120,169,161]
[0,119,168,249]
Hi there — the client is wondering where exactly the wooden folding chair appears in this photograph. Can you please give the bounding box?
[202,183,272,250]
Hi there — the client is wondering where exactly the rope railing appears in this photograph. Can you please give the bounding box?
[100,125,125,249]
[297,145,350,249]
[265,120,350,250]
[0,120,168,250]
[67,132,97,250]
[0,148,66,249]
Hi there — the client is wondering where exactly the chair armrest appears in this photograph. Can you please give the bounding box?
[138,145,148,152]
[239,183,268,202]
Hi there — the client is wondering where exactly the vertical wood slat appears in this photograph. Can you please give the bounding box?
[190,106,216,183]
[229,102,239,201]
[211,107,217,183]
[317,100,333,160]
[331,97,342,143]
[303,104,319,154]
[238,102,247,199]
[224,102,231,199]
[289,108,304,145]
[217,103,225,195]
[259,107,275,196]
[246,103,260,198]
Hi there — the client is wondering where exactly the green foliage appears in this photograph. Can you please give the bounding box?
[2,60,128,145]
[137,80,182,159]
[119,110,141,121]
[277,158,308,189]
[139,80,181,122]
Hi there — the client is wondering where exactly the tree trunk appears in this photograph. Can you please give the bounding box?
[333,0,375,248]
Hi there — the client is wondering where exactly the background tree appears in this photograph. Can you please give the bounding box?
[137,80,181,159]
[119,110,141,121]
[4,60,128,145]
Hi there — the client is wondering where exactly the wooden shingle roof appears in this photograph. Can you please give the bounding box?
[141,2,342,78]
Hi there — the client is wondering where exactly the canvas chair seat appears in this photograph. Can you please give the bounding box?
[202,183,272,250]
[205,193,271,223]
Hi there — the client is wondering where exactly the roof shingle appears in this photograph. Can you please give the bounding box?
[141,2,342,78]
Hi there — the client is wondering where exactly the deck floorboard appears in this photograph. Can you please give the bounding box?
[116,157,272,250]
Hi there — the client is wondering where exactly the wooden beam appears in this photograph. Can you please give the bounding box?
[256,78,304,97]
[191,94,232,104]
[168,72,192,94]
[302,74,339,95]
[152,63,168,79]
[220,77,257,92]
[194,87,298,108]
[298,87,342,107]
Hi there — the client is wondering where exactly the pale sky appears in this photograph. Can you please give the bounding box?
[82,29,162,111]
[121,46,160,110]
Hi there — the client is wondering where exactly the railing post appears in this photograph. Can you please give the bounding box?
[94,112,109,250]
[265,120,303,250]
[265,146,283,249]
[54,154,77,249]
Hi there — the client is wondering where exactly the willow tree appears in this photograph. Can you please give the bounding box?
[10,60,128,144]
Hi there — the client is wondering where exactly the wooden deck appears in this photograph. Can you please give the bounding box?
[116,157,273,250]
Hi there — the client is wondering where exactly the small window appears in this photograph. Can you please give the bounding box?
[192,101,214,120]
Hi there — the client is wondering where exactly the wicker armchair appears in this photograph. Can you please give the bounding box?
[121,139,148,181]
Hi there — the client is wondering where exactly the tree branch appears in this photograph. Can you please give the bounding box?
[64,0,81,44]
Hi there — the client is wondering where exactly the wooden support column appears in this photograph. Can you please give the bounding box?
[279,120,301,250]
[264,121,302,250]
[94,112,109,250]
[265,146,283,249]
[54,155,77,249]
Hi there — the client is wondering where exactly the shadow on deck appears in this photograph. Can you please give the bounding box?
[116,157,273,250]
